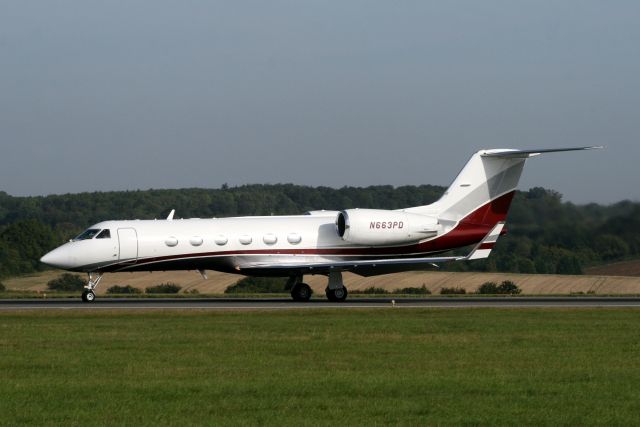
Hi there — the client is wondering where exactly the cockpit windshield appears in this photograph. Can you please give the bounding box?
[74,229,101,241]
[96,229,111,239]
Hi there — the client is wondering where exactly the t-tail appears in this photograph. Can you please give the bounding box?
[405,146,602,258]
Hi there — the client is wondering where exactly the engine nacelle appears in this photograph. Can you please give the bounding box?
[336,209,440,245]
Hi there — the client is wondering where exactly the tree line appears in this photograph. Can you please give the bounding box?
[0,184,638,278]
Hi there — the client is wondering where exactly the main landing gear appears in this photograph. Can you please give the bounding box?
[326,286,348,302]
[287,275,312,302]
[287,271,348,302]
[81,272,103,303]
[325,271,348,302]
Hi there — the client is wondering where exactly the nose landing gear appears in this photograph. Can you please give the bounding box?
[81,272,103,303]
[81,289,95,302]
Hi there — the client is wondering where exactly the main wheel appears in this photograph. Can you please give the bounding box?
[326,287,348,302]
[81,290,96,303]
[291,283,312,302]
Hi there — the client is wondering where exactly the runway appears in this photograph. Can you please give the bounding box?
[2,296,640,310]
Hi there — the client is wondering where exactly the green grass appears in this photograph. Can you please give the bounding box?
[1,309,640,426]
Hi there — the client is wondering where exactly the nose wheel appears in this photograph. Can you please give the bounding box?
[81,290,96,302]
[81,272,103,303]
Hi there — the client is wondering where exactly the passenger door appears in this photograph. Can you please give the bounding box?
[117,228,138,263]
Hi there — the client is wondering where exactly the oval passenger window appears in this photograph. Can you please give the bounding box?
[263,234,277,245]
[287,233,302,244]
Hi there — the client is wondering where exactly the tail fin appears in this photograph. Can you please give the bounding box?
[406,147,601,226]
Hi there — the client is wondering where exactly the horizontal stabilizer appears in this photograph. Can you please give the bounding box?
[481,146,603,159]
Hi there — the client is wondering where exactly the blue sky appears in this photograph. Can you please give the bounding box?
[1,1,638,203]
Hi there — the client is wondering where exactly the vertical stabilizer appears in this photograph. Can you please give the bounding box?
[404,147,601,227]
[431,151,525,223]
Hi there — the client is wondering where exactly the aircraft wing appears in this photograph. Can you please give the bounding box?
[238,222,505,275]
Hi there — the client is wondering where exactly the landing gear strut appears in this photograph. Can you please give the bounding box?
[82,272,103,303]
[325,271,348,302]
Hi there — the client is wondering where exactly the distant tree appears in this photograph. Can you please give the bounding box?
[0,281,5,292]
[595,234,629,261]
[107,285,142,294]
[440,287,466,295]
[517,258,536,274]
[477,282,499,294]
[353,287,388,294]
[225,277,287,294]
[146,283,182,294]
[477,281,520,294]
[556,254,583,275]
[395,285,431,295]
[533,245,556,274]
[0,219,58,277]
[47,273,85,291]
[497,280,521,295]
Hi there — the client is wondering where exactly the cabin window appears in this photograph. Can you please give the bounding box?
[263,234,277,245]
[74,229,100,241]
[96,229,111,239]
[287,233,302,245]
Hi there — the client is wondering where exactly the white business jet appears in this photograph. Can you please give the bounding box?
[40,147,600,302]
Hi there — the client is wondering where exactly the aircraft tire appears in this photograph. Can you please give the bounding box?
[325,288,336,302]
[291,283,312,302]
[82,290,96,303]
[326,287,348,302]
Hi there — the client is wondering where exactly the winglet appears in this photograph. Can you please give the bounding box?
[465,222,505,260]
[166,209,175,221]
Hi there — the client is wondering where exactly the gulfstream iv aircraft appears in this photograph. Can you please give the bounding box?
[41,147,600,302]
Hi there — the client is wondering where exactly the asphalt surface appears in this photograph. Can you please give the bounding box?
[2,297,640,310]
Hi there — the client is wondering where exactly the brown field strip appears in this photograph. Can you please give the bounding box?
[6,269,640,295]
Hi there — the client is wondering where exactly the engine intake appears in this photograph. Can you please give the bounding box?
[336,209,440,245]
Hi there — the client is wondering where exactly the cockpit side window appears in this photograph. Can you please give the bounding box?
[96,229,111,239]
[74,229,101,241]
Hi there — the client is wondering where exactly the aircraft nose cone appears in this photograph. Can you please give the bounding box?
[40,247,72,269]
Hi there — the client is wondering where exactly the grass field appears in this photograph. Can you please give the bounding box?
[1,309,640,426]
